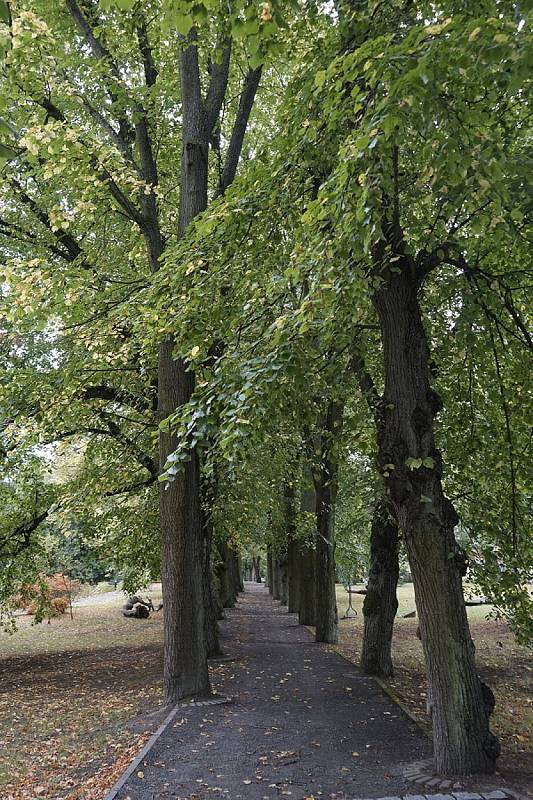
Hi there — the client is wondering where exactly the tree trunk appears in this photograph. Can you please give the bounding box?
[267,545,273,594]
[298,485,316,626]
[287,538,301,614]
[237,553,245,592]
[158,43,211,704]
[217,540,238,608]
[314,403,342,644]
[360,498,399,677]
[200,483,222,658]
[272,554,281,600]
[298,542,316,626]
[252,556,262,582]
[279,553,288,605]
[373,265,499,774]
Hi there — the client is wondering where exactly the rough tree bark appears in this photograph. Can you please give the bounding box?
[200,480,222,658]
[298,485,317,626]
[158,32,261,703]
[297,542,316,626]
[279,552,288,605]
[350,350,399,677]
[313,402,343,644]
[159,39,211,703]
[360,498,399,677]
[271,552,281,600]
[287,539,301,614]
[373,259,499,774]
[267,545,273,594]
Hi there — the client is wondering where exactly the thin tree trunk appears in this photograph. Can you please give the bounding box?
[267,545,273,594]
[360,498,399,677]
[253,556,262,582]
[373,265,499,774]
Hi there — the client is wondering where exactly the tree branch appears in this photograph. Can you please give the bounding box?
[0,507,52,559]
[82,384,152,413]
[205,37,232,135]
[216,66,262,197]
[65,0,134,146]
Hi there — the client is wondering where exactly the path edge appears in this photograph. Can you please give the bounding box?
[331,643,431,737]
[102,701,183,800]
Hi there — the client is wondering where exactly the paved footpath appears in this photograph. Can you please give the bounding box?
[113,585,516,800]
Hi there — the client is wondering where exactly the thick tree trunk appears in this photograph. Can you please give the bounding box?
[237,553,245,592]
[217,540,238,608]
[283,484,299,612]
[360,499,399,677]
[373,266,499,774]
[159,397,209,702]
[201,489,222,658]
[158,43,211,704]
[279,553,288,605]
[252,556,262,582]
[314,403,342,644]
[298,542,316,626]
[272,554,281,600]
[287,538,301,614]
[298,485,316,626]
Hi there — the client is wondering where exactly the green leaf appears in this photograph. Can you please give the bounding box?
[0,141,15,164]
[0,1,10,25]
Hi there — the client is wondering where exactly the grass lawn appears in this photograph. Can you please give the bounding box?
[335,583,533,796]
[1,583,530,799]
[0,587,165,800]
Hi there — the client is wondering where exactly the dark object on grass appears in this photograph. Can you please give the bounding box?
[122,596,162,618]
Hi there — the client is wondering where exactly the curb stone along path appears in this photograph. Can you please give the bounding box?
[354,792,525,800]
[108,585,526,800]
[113,583,431,799]
[402,758,529,798]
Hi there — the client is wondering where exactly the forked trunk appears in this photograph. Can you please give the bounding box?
[360,498,399,677]
[373,266,499,774]
[158,43,211,704]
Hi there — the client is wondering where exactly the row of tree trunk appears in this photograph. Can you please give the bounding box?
[157,14,498,781]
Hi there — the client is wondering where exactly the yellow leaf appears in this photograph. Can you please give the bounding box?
[469,26,481,41]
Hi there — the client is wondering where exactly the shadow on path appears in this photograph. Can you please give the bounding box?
[116,583,431,800]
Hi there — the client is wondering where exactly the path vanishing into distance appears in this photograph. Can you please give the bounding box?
[114,583,432,800]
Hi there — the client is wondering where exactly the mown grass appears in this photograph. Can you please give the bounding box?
[0,587,164,800]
